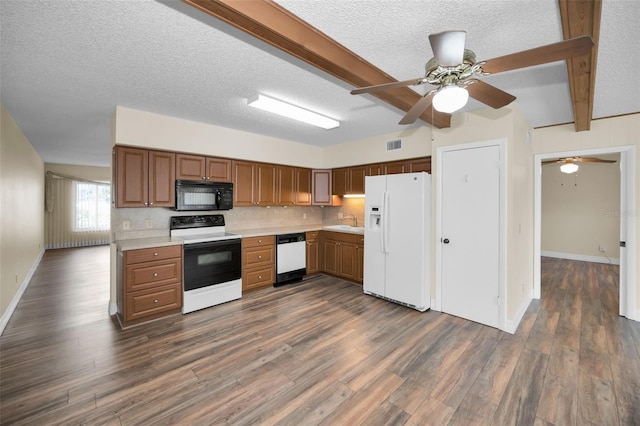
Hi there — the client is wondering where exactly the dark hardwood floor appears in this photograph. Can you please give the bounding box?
[1,248,639,425]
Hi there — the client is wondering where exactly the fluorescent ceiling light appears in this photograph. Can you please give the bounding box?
[343,194,365,198]
[247,94,339,129]
[560,163,579,174]
[432,85,469,113]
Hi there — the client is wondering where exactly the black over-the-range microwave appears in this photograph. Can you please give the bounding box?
[175,180,233,211]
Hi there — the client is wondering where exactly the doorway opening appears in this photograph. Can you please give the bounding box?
[534,146,636,320]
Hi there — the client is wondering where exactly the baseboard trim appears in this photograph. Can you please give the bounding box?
[504,290,533,335]
[108,302,118,316]
[541,250,620,265]
[0,248,45,335]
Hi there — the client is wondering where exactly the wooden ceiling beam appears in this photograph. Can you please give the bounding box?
[559,0,601,132]
[182,0,451,128]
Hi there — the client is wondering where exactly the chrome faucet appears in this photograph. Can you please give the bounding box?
[342,213,357,227]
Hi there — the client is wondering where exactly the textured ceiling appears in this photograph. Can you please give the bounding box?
[1,0,638,167]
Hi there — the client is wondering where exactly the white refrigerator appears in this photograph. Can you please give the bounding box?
[364,172,431,311]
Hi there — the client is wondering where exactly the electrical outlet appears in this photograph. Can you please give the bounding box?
[146,220,153,229]
[599,244,606,252]
[303,213,307,220]
[338,212,343,220]
[122,220,130,230]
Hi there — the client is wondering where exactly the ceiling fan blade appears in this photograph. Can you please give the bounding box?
[481,35,594,74]
[351,78,425,95]
[575,157,617,163]
[429,30,466,66]
[399,92,436,125]
[466,80,516,109]
[542,160,562,165]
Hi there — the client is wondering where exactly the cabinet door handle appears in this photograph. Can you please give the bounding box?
[153,272,158,277]
[258,275,262,279]
[258,255,262,259]
[154,299,159,303]
[258,240,262,243]
[153,252,158,256]
[149,202,153,206]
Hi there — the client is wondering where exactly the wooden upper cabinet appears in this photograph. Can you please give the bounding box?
[384,161,407,175]
[148,151,175,207]
[276,165,296,206]
[115,146,174,208]
[349,166,366,194]
[276,166,311,206]
[333,166,366,195]
[116,147,148,208]
[407,157,431,173]
[232,160,276,206]
[254,163,276,206]
[295,168,312,206]
[232,160,255,206]
[332,168,349,196]
[206,157,232,182]
[176,154,206,180]
[367,164,383,176]
[176,154,232,182]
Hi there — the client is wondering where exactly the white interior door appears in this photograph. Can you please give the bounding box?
[441,145,500,327]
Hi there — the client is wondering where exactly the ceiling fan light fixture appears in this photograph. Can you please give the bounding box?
[247,94,339,129]
[560,163,579,174]
[432,85,469,113]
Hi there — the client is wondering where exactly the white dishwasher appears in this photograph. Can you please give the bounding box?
[275,232,307,286]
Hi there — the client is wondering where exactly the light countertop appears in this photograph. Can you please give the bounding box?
[115,224,364,250]
[116,236,183,251]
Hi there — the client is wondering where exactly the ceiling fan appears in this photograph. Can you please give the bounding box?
[350,31,594,125]
[542,156,616,174]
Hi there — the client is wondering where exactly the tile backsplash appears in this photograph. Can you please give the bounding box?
[112,198,366,241]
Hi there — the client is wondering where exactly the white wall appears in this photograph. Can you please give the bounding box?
[113,106,325,168]
[541,154,620,261]
[0,104,45,331]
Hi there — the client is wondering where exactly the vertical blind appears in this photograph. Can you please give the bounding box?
[45,172,111,249]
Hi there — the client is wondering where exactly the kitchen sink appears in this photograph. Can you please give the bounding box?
[323,225,365,233]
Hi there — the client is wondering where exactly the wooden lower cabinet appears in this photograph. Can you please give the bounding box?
[117,245,183,327]
[320,231,364,284]
[305,231,320,275]
[242,235,275,293]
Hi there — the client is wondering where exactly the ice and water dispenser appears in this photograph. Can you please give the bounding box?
[368,206,382,230]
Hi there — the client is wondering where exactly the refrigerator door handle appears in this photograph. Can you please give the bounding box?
[380,192,386,253]
[383,191,390,254]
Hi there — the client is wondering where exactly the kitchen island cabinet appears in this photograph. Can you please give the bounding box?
[242,235,275,292]
[320,231,364,284]
[116,244,183,327]
[176,154,232,182]
[114,146,175,208]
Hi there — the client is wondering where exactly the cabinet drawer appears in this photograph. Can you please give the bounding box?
[243,266,275,290]
[125,258,182,292]
[306,231,319,242]
[243,246,274,267]
[242,235,275,249]
[125,245,182,264]
[125,284,182,321]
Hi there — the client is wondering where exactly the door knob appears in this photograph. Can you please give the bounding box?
[442,238,450,244]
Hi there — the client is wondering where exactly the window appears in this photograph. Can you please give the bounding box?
[73,181,110,231]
